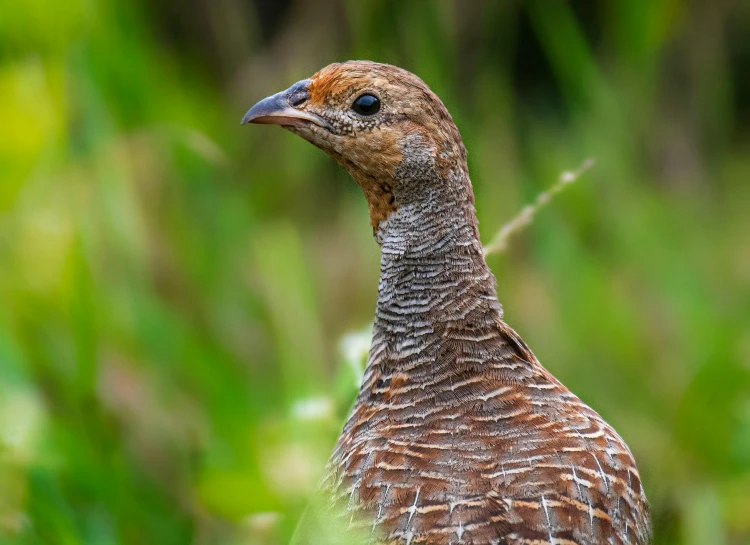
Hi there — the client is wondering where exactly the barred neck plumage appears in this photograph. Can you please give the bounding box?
[377,171,502,314]
[368,167,506,377]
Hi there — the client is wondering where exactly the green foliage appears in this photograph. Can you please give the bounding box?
[0,1,748,544]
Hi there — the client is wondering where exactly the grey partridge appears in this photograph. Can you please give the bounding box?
[244,61,651,545]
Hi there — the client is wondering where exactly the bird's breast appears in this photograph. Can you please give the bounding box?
[321,369,650,545]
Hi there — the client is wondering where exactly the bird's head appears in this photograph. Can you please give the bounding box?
[243,61,469,232]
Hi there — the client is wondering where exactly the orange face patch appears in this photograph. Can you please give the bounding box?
[307,63,347,106]
[307,61,398,107]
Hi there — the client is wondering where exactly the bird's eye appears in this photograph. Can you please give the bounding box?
[352,94,380,116]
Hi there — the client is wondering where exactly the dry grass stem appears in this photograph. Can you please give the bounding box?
[483,158,595,256]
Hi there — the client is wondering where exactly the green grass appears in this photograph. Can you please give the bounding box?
[0,1,749,544]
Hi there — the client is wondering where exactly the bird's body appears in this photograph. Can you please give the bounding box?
[244,61,650,545]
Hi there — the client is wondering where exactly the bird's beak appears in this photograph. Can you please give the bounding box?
[242,79,331,130]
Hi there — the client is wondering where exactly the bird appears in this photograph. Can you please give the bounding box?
[243,61,651,545]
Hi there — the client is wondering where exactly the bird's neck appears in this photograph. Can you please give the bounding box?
[373,169,503,341]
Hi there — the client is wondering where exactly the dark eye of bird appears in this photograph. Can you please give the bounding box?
[352,94,380,116]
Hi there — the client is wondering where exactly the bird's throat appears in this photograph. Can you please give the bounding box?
[372,171,503,347]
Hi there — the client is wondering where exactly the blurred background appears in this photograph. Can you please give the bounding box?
[1,0,749,544]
